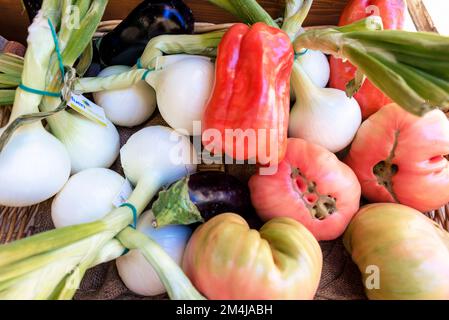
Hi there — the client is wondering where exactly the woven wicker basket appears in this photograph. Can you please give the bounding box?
[2,9,448,244]
[0,1,448,302]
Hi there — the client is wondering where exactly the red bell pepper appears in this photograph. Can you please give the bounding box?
[329,0,406,119]
[202,23,294,165]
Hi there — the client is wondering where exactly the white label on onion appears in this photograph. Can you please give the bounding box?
[68,93,108,126]
[112,178,134,207]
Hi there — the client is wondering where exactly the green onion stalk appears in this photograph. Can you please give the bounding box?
[207,0,449,116]
[0,169,203,300]
[0,31,225,96]
[294,24,449,115]
[0,0,72,209]
[36,0,123,175]
[0,53,23,89]
[0,53,24,78]
[74,30,225,94]
[0,0,60,126]
[0,90,15,106]
[282,0,314,40]
[0,51,23,106]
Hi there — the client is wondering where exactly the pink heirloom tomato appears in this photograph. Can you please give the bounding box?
[248,138,361,241]
[182,213,322,300]
[345,103,449,212]
[344,203,449,300]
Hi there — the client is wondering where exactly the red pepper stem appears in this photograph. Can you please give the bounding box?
[207,0,277,27]
[232,0,278,27]
[207,0,246,22]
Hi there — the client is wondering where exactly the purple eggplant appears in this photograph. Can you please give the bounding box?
[152,171,261,228]
[23,0,43,22]
[98,0,194,66]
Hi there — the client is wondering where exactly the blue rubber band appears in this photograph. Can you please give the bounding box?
[18,83,61,97]
[294,49,309,60]
[120,203,137,229]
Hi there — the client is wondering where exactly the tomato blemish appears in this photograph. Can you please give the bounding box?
[291,166,337,220]
[305,194,318,204]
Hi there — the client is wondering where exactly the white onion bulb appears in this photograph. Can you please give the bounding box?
[94,65,157,127]
[296,49,330,88]
[116,210,192,296]
[146,57,215,135]
[48,111,121,174]
[51,168,126,228]
[120,126,197,187]
[289,63,361,153]
[0,126,71,207]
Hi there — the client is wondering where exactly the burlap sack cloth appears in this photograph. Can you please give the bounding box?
[29,112,366,300]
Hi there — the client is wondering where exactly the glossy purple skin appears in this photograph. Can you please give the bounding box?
[23,0,43,22]
[99,0,194,66]
[187,171,262,228]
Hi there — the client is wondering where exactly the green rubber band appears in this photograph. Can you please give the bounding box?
[120,203,138,229]
[120,201,138,255]
[294,49,309,60]
[18,83,61,97]
[141,68,155,81]
[136,58,143,69]
[48,19,65,78]
[18,20,65,98]
[137,58,155,81]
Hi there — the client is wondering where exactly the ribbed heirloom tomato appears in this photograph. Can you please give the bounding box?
[344,203,449,300]
[249,138,361,241]
[346,103,449,212]
[182,213,322,300]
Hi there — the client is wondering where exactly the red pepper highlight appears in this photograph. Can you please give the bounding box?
[202,23,294,165]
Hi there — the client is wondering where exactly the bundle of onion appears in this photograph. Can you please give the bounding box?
[0,126,202,300]
[0,0,71,207]
[36,0,120,174]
